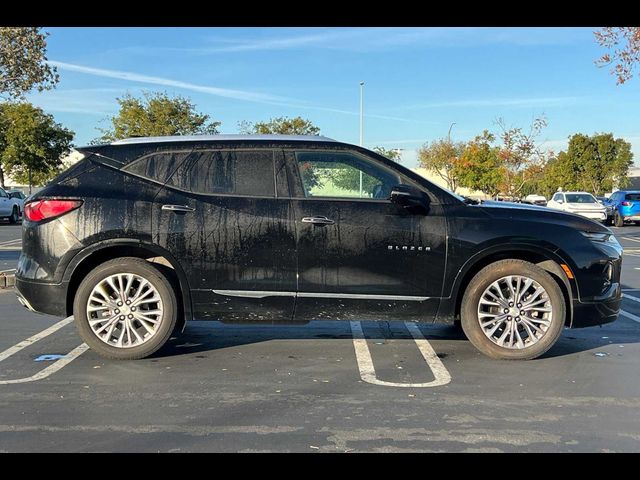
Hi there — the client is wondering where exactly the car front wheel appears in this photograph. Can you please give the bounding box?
[73,257,177,360]
[614,212,624,227]
[461,259,565,360]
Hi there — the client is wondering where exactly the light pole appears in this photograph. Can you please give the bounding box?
[359,81,365,197]
[448,122,456,142]
[359,82,365,147]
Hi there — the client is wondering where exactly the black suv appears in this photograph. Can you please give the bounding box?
[15,135,622,360]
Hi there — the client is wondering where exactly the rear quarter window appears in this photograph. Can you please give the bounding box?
[123,151,192,185]
[624,193,640,201]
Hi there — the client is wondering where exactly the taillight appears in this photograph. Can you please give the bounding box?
[24,200,83,222]
[621,201,632,207]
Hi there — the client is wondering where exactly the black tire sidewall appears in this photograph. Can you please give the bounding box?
[9,208,18,224]
[461,260,565,360]
[614,213,624,227]
[73,258,177,360]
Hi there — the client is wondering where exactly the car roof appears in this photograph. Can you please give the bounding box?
[103,134,338,147]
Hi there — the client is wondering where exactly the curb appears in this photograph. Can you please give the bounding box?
[0,273,16,289]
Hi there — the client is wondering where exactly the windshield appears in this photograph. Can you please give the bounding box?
[565,194,597,204]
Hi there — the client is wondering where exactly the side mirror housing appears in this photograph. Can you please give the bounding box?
[389,184,430,213]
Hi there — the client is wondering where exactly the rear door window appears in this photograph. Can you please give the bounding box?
[167,149,275,197]
[624,193,640,201]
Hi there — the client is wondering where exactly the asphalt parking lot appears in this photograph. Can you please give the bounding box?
[1,221,640,452]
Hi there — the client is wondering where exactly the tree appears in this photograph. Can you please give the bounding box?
[456,131,504,198]
[595,27,640,84]
[0,102,74,188]
[0,27,59,99]
[239,116,320,135]
[495,116,548,199]
[97,92,221,143]
[555,133,633,196]
[417,139,465,192]
[372,146,401,162]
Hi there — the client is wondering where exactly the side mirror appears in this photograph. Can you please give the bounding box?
[389,184,430,213]
[557,199,564,204]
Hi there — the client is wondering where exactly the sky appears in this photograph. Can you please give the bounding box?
[27,27,640,168]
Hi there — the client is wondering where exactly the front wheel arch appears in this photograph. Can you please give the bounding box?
[448,248,574,327]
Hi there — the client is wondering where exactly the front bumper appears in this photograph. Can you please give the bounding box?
[573,211,607,221]
[15,277,68,317]
[570,282,621,328]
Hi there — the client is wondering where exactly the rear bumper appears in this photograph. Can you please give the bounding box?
[15,277,68,317]
[570,282,621,328]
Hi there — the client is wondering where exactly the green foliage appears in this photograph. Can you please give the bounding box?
[456,131,504,197]
[417,139,465,192]
[0,27,59,99]
[97,92,221,143]
[372,146,401,162]
[542,133,633,196]
[239,116,320,135]
[0,102,74,187]
[495,116,548,198]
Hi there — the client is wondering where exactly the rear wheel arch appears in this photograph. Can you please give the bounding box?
[64,241,192,330]
[450,247,575,327]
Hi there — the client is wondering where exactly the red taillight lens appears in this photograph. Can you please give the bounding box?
[621,201,632,207]
[24,200,83,222]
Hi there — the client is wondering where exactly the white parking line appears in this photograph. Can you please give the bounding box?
[620,310,640,324]
[0,344,89,385]
[0,238,21,246]
[621,236,640,244]
[350,321,451,388]
[623,293,640,304]
[0,316,89,385]
[0,317,75,363]
[0,268,16,274]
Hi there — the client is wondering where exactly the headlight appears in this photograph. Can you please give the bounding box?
[580,231,620,246]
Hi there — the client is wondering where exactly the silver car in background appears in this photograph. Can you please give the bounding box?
[547,191,607,222]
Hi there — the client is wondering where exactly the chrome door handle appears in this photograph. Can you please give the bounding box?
[301,216,335,225]
[162,204,195,213]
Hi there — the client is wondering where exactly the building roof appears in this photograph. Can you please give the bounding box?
[108,134,338,146]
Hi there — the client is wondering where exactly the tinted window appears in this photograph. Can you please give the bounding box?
[625,193,640,201]
[167,149,275,197]
[124,151,191,184]
[552,193,562,202]
[295,151,399,199]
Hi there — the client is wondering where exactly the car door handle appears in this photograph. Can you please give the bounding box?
[301,216,335,225]
[162,204,195,213]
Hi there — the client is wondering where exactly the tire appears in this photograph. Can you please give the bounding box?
[73,257,178,360]
[614,212,624,227]
[460,259,565,360]
[8,207,18,225]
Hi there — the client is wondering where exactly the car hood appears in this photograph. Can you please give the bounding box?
[472,200,611,233]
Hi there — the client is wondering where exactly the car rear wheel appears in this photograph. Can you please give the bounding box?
[8,207,19,225]
[73,257,177,360]
[614,212,624,227]
[461,259,565,360]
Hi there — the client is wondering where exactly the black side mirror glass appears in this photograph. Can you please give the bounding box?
[389,184,430,214]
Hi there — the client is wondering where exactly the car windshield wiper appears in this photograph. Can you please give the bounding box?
[462,196,481,205]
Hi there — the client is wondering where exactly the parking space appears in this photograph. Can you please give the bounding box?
[1,225,639,452]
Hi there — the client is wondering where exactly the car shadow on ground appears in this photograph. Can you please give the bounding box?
[152,319,640,361]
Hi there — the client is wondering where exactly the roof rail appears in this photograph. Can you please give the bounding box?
[109,134,338,145]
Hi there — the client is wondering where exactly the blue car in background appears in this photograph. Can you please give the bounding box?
[608,190,640,227]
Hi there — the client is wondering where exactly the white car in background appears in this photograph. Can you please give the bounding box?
[547,191,607,222]
[0,187,22,224]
